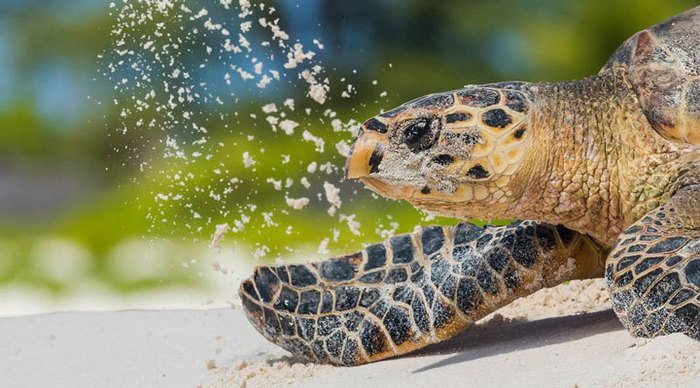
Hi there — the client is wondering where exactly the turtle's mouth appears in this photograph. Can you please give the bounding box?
[358,176,418,200]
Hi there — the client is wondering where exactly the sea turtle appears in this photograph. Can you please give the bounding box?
[239,7,700,365]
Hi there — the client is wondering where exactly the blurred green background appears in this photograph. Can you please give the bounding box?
[0,0,696,312]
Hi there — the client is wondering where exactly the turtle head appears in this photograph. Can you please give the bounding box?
[346,86,534,218]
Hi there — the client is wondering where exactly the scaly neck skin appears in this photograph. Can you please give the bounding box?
[509,70,690,246]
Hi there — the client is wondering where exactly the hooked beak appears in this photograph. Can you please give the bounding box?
[344,131,419,200]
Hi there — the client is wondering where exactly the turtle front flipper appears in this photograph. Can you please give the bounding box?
[239,221,606,365]
[606,183,700,340]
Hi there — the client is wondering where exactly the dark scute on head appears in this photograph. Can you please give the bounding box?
[365,243,387,271]
[320,254,359,282]
[482,108,513,128]
[363,117,388,133]
[422,226,445,256]
[410,267,426,284]
[379,105,407,118]
[456,88,500,107]
[369,145,383,173]
[445,112,471,123]
[467,164,490,180]
[410,93,455,110]
[513,127,526,139]
[505,91,528,112]
[431,154,454,166]
[289,265,318,287]
[461,131,482,147]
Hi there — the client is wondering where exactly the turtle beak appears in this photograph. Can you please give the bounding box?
[344,131,386,180]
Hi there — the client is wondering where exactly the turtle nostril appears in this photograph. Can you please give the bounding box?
[432,154,454,166]
[363,118,388,133]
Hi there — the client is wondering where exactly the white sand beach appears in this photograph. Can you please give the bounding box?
[2,279,698,388]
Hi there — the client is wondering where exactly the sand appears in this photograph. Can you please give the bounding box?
[0,279,698,388]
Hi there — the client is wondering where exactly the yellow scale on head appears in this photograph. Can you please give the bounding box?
[438,89,532,203]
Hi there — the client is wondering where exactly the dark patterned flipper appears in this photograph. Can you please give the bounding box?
[606,184,700,340]
[240,221,606,365]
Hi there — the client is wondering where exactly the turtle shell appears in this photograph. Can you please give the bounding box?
[601,6,700,145]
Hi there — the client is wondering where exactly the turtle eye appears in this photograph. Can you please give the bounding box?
[403,118,438,152]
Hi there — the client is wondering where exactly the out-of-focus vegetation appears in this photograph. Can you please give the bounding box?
[0,0,695,297]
